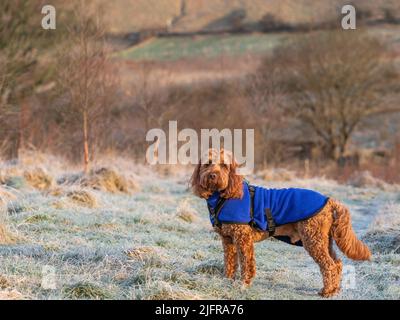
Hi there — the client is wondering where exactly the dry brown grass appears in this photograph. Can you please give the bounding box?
[176,200,198,223]
[0,187,17,244]
[125,247,156,260]
[66,190,98,208]
[82,168,130,193]
[0,224,15,245]
[58,167,139,194]
[0,187,17,205]
[0,275,10,289]
[46,186,65,197]
[23,168,53,190]
[0,289,24,300]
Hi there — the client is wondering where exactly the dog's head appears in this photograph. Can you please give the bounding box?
[190,148,243,199]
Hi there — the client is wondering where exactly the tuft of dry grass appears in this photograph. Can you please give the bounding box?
[63,282,111,300]
[0,187,17,206]
[0,224,15,245]
[0,187,17,244]
[125,246,165,267]
[176,200,198,223]
[195,261,224,276]
[82,168,129,193]
[45,187,64,197]
[125,246,156,260]
[0,275,10,289]
[66,189,98,208]
[23,168,53,190]
[0,289,24,300]
[143,281,203,300]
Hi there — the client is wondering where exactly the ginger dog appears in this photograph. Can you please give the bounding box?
[190,149,371,297]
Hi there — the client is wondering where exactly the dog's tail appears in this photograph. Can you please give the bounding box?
[330,200,371,261]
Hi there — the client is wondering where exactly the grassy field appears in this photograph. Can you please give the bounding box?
[0,155,399,299]
[116,25,400,62]
[118,33,290,61]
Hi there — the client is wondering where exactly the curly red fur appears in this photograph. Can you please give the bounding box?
[190,149,243,199]
[191,148,371,297]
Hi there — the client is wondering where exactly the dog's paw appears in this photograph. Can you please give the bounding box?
[240,280,252,291]
[318,288,340,298]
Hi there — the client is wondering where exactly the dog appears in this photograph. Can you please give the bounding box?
[190,149,371,297]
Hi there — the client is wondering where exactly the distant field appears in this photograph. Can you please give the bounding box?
[118,33,290,61]
[116,25,400,62]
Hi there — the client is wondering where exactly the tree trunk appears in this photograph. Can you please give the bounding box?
[17,99,29,160]
[325,141,337,161]
[83,109,89,174]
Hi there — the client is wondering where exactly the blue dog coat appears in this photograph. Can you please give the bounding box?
[206,182,329,236]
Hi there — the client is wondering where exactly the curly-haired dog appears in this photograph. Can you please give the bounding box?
[190,149,371,297]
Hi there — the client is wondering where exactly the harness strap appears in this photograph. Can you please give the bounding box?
[207,197,227,227]
[248,184,276,235]
[248,185,256,228]
[265,208,276,236]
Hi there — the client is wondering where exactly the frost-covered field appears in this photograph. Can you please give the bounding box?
[0,157,399,300]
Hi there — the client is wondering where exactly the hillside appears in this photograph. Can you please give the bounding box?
[100,0,400,34]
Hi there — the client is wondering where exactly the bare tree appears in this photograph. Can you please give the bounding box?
[266,30,397,161]
[57,3,117,173]
[246,58,286,166]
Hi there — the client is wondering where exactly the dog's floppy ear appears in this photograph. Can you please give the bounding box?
[190,162,212,199]
[220,152,243,199]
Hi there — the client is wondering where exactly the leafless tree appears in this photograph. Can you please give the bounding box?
[266,30,398,161]
[246,58,286,166]
[57,2,117,173]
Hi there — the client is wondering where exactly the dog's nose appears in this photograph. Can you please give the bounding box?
[209,173,217,180]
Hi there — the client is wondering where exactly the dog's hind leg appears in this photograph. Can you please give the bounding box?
[329,235,343,289]
[298,213,341,297]
[221,235,238,279]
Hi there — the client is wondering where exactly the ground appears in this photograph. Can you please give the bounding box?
[0,159,399,300]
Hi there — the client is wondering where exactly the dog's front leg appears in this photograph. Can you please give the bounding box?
[234,226,256,286]
[221,236,238,279]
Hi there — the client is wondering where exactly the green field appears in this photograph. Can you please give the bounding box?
[118,33,291,61]
[117,25,400,62]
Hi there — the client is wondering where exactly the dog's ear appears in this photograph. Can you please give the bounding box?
[190,162,212,199]
[220,153,243,199]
